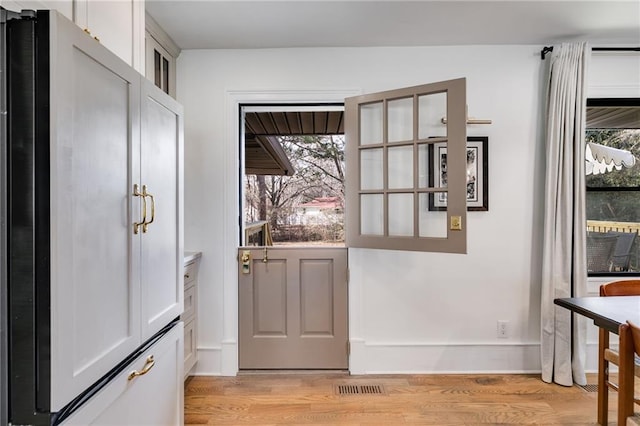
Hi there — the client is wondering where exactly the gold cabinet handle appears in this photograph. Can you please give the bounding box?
[83,28,100,43]
[142,187,155,233]
[133,184,147,235]
[127,355,155,381]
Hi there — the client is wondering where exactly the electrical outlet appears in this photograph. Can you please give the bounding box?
[497,320,509,338]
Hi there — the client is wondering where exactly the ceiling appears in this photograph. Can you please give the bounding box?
[244,111,344,175]
[245,111,344,136]
[145,1,640,50]
[587,106,640,129]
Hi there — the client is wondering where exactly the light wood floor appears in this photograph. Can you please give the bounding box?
[184,373,631,425]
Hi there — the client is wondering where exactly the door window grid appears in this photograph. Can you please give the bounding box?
[345,79,467,253]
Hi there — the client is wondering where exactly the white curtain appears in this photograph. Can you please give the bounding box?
[541,42,590,386]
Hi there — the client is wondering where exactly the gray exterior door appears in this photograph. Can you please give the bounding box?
[238,247,348,369]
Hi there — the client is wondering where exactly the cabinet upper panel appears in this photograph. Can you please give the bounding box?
[0,0,72,20]
[0,0,143,72]
[76,0,133,66]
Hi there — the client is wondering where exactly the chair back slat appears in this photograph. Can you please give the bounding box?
[600,280,640,297]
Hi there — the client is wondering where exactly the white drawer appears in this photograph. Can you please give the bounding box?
[183,261,197,287]
[184,318,197,377]
[182,285,196,322]
[61,323,184,425]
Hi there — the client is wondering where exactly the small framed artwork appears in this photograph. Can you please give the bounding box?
[429,136,488,211]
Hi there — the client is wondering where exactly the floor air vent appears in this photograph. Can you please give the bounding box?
[335,384,386,395]
[579,384,598,393]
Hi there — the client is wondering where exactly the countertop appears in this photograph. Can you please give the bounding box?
[184,251,202,264]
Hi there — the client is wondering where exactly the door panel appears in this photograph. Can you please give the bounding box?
[50,12,141,410]
[239,248,348,369]
[300,259,335,336]
[61,323,183,426]
[140,81,184,340]
[253,259,287,336]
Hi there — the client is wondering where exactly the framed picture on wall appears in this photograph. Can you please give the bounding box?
[429,136,489,211]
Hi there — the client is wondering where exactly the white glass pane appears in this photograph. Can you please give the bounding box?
[432,142,448,190]
[419,193,447,238]
[360,102,383,145]
[388,146,413,189]
[418,92,447,139]
[418,144,430,188]
[361,194,383,236]
[388,193,413,236]
[388,97,413,142]
[360,148,383,190]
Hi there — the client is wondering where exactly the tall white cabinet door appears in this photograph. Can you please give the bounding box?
[49,12,142,410]
[139,80,184,339]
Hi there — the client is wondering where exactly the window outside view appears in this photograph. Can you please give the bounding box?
[586,102,640,274]
[244,135,345,247]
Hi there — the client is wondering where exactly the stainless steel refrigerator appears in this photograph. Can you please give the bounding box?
[1,7,184,425]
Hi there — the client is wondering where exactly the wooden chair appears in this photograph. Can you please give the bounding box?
[599,280,640,425]
[625,320,640,425]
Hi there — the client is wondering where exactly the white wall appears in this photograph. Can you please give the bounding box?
[177,45,639,375]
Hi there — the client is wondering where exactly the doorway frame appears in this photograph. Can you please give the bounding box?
[220,89,361,375]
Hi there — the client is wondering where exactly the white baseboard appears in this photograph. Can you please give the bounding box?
[221,340,238,375]
[351,341,542,374]
[192,340,605,376]
[193,341,238,376]
[192,346,221,376]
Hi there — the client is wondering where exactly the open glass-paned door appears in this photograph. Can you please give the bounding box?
[345,78,467,253]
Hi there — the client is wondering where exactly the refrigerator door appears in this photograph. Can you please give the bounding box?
[59,322,183,426]
[6,9,142,423]
[46,10,142,411]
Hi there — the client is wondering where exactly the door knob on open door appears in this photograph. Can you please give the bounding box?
[241,250,252,274]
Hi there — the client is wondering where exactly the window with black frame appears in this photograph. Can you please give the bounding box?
[586,99,640,275]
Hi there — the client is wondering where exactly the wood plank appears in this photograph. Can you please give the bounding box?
[185,373,616,425]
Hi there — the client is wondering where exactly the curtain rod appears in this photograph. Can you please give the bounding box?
[540,46,640,60]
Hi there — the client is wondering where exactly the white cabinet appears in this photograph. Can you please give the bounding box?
[74,0,145,72]
[0,0,144,73]
[145,12,180,98]
[0,0,72,20]
[50,11,143,409]
[74,0,133,66]
[61,323,184,426]
[140,81,184,340]
[182,253,201,377]
[48,10,183,414]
